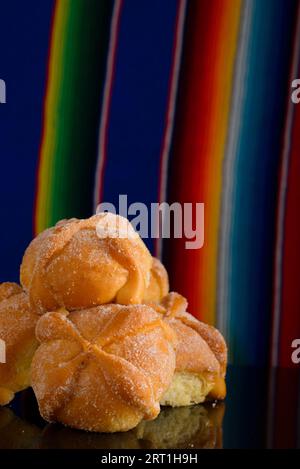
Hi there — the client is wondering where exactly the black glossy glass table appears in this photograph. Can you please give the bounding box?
[1,366,299,449]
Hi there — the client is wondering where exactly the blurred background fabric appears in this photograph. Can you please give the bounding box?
[0,0,300,377]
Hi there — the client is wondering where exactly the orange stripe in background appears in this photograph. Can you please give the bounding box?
[166,0,241,324]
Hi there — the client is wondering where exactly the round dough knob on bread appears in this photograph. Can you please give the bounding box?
[20,213,152,314]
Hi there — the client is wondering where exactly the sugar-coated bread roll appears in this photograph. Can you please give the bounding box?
[143,258,169,303]
[31,304,176,433]
[20,213,153,314]
[0,283,39,405]
[151,293,227,407]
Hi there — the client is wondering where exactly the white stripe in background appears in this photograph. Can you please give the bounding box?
[94,0,123,210]
[216,0,254,355]
[156,0,187,259]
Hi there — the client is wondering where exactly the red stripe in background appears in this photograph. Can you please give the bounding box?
[270,1,300,368]
[272,368,300,448]
[267,7,300,449]
[278,99,300,368]
[268,70,300,450]
[165,0,224,320]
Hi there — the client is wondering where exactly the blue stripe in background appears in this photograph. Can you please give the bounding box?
[228,0,297,365]
[0,0,54,282]
[101,0,180,253]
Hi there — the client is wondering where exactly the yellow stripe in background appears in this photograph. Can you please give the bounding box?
[200,1,242,325]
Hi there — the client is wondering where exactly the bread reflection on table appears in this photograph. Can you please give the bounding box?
[0,395,224,449]
[38,403,225,449]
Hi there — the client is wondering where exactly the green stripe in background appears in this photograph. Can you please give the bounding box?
[36,0,114,232]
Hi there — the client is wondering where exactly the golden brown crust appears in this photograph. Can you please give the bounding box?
[20,214,153,314]
[176,312,227,376]
[0,283,39,406]
[166,319,220,375]
[31,304,176,433]
[143,258,169,303]
[151,292,227,401]
[0,283,23,303]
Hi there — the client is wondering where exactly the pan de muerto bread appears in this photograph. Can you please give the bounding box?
[20,213,152,314]
[31,304,176,432]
